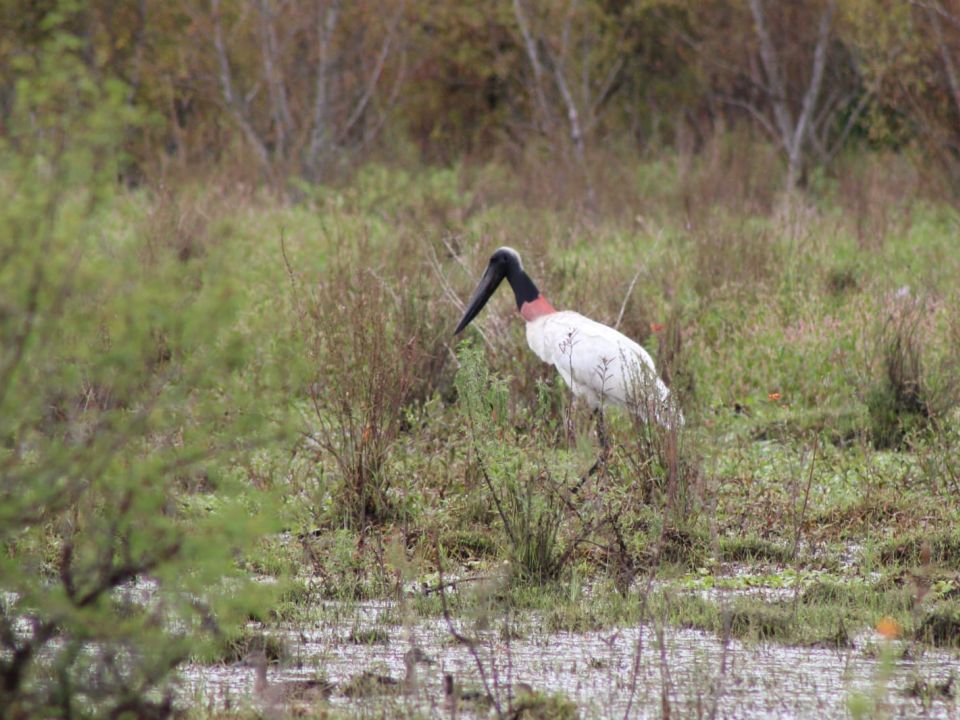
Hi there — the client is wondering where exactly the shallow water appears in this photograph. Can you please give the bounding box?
[180,601,960,719]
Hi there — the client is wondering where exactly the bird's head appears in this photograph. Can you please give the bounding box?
[454,247,523,334]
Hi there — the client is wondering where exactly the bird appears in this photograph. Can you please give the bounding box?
[454,247,681,473]
[341,647,435,697]
[244,649,334,714]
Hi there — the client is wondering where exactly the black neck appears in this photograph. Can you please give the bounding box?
[505,266,540,309]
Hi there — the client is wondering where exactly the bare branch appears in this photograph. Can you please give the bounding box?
[791,435,819,560]
[811,84,845,145]
[716,94,780,142]
[749,0,836,189]
[560,0,576,65]
[210,0,270,169]
[357,44,408,152]
[926,1,960,124]
[512,0,554,131]
[439,234,475,277]
[424,242,496,351]
[256,0,294,158]
[435,544,505,720]
[336,4,403,144]
[791,0,836,163]
[549,49,586,163]
[541,21,595,205]
[307,0,341,176]
[614,270,641,331]
[824,88,874,163]
[748,0,793,147]
[587,55,625,129]
[913,0,960,31]
[669,20,773,97]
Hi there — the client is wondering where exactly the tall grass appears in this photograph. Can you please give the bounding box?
[863,291,959,449]
[6,97,960,713]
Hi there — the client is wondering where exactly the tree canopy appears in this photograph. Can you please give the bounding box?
[2,0,958,190]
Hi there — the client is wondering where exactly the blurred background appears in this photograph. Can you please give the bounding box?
[2,0,958,196]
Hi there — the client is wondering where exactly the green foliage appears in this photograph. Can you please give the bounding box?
[0,17,283,718]
[4,0,960,187]
[510,688,580,720]
[454,341,510,441]
[501,475,565,583]
[454,343,570,583]
[2,42,960,709]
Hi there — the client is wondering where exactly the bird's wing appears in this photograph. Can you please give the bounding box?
[529,311,675,422]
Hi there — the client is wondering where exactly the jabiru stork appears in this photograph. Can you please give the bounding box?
[454,247,681,472]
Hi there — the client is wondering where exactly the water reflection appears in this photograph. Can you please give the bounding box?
[180,602,958,718]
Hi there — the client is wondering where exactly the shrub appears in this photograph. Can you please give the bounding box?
[864,294,956,449]
[0,21,279,718]
[294,253,449,528]
[454,343,572,583]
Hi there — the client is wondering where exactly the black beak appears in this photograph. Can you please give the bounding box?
[454,262,506,334]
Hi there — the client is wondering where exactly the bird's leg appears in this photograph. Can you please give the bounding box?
[573,408,609,493]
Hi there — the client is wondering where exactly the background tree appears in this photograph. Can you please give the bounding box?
[854,0,960,183]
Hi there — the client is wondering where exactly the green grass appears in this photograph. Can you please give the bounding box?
[203,159,960,646]
[8,153,960,718]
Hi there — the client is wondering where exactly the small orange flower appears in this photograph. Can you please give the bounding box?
[767,392,782,401]
[650,322,665,333]
[876,616,901,640]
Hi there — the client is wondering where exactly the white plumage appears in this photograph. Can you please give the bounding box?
[526,311,680,427]
[454,246,681,430]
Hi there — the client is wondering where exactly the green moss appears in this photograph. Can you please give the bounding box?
[440,528,499,561]
[878,531,960,570]
[347,627,391,645]
[719,535,792,563]
[916,602,960,647]
[204,630,288,665]
[511,689,579,719]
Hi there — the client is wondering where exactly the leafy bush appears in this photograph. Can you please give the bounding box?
[0,20,280,718]
[454,343,571,582]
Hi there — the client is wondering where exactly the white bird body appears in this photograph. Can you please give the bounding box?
[526,311,678,425]
[455,246,681,429]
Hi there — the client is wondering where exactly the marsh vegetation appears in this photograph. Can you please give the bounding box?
[4,2,960,718]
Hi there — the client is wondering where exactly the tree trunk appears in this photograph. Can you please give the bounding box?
[256,0,293,160]
[749,0,835,192]
[210,0,271,171]
[307,0,341,180]
[512,0,554,132]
